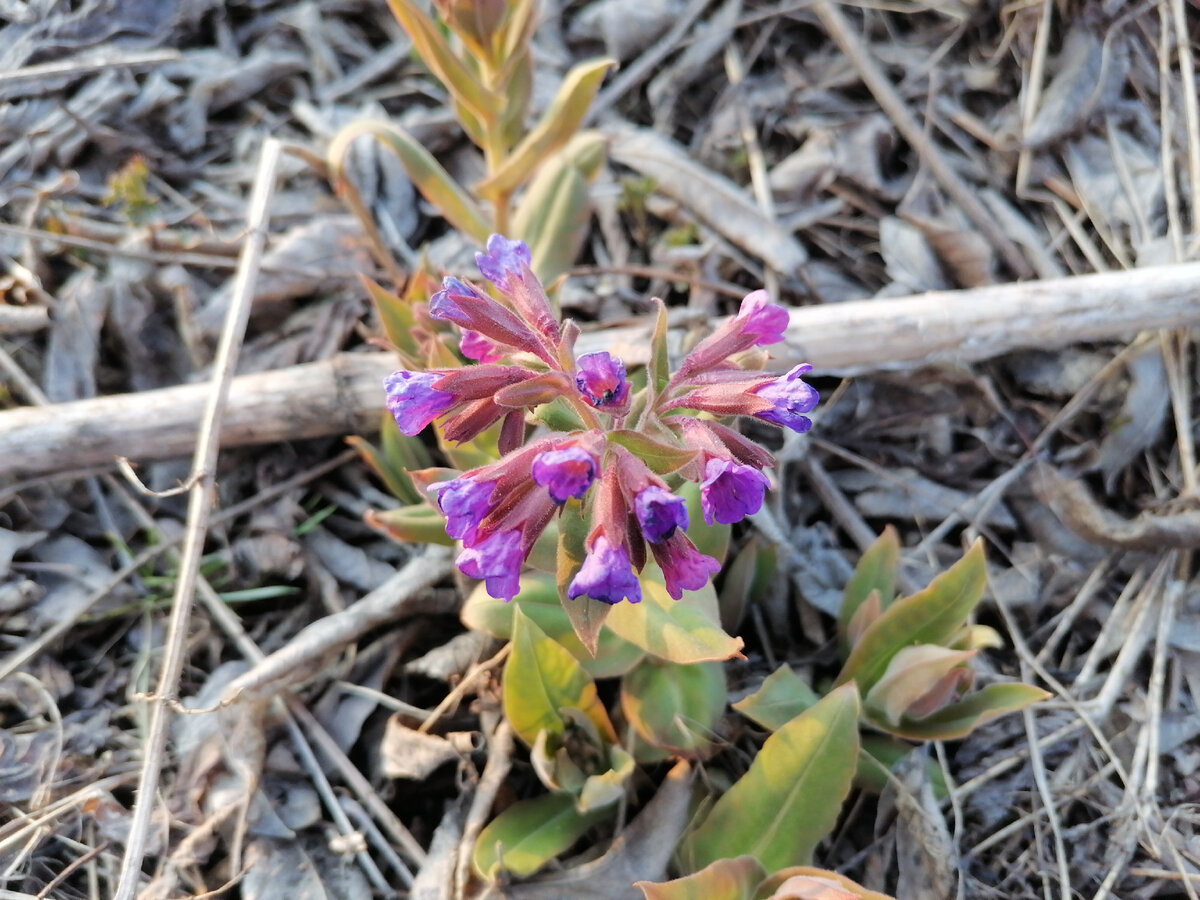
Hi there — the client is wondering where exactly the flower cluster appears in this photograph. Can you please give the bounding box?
[384,234,818,605]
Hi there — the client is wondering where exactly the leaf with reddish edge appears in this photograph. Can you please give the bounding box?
[504,607,614,746]
[883,682,1050,741]
[680,684,860,874]
[608,429,698,475]
[837,526,900,656]
[835,540,987,694]
[556,498,611,655]
[365,505,455,546]
[754,867,896,900]
[636,856,766,900]
[606,569,742,665]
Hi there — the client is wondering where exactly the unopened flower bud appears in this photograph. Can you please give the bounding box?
[532,446,598,504]
[634,485,688,543]
[576,352,629,408]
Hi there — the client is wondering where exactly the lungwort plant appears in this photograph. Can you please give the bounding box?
[360,235,1046,894]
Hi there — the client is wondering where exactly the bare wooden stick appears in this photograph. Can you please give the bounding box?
[0,304,50,334]
[4,261,1200,480]
[112,139,282,900]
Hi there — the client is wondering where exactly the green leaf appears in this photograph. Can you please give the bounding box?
[862,644,976,727]
[886,683,1050,741]
[621,659,726,757]
[731,665,819,732]
[556,498,612,655]
[636,856,766,900]
[856,736,947,798]
[504,607,614,746]
[473,792,609,880]
[365,504,454,546]
[836,540,987,694]
[838,526,899,656]
[330,119,490,244]
[719,536,777,634]
[461,573,644,679]
[532,396,587,432]
[476,58,614,199]
[649,298,670,394]
[607,429,698,475]
[511,143,591,286]
[362,276,420,365]
[385,0,497,124]
[677,480,730,564]
[607,570,743,664]
[680,684,860,874]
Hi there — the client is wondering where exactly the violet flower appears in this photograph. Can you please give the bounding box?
[456,529,523,601]
[384,370,455,435]
[738,290,789,346]
[754,364,819,433]
[460,330,503,364]
[576,352,629,408]
[700,457,770,525]
[651,533,721,600]
[475,234,532,287]
[634,486,689,543]
[434,476,497,545]
[531,446,598,504]
[568,535,642,604]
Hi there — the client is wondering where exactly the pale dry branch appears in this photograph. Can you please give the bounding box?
[4,262,1200,479]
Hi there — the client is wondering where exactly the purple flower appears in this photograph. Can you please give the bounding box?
[429,276,486,325]
[651,533,721,600]
[384,370,455,436]
[531,446,598,504]
[700,457,770,525]
[568,535,641,604]
[460,330,503,364]
[456,529,523,601]
[576,352,629,408]
[634,486,689,543]
[753,364,818,433]
[738,290,789,346]
[475,234,532,288]
[434,476,497,545]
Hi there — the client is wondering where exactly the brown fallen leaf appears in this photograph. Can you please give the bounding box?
[380,714,463,780]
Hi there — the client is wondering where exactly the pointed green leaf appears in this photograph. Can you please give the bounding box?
[606,571,743,664]
[621,659,726,757]
[365,504,454,546]
[680,684,860,874]
[461,573,644,678]
[731,665,819,732]
[863,644,976,727]
[607,429,698,475]
[476,58,614,199]
[836,540,987,693]
[719,536,777,634]
[649,298,670,393]
[362,276,420,365]
[513,151,589,285]
[886,683,1050,741]
[330,119,490,243]
[838,526,900,656]
[636,856,766,900]
[555,498,612,655]
[678,480,730,564]
[385,0,496,123]
[473,792,609,880]
[504,607,613,746]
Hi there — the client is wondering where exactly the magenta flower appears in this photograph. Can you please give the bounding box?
[568,535,642,604]
[531,446,598,504]
[754,364,818,433]
[634,486,689,543]
[460,330,503,363]
[434,476,497,545]
[384,370,455,436]
[475,234,532,288]
[738,290,789,346]
[650,533,721,600]
[576,352,629,408]
[456,529,523,601]
[431,277,548,362]
[700,457,770,525]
